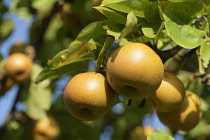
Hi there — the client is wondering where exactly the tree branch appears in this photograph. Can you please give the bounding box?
[144,42,183,64]
[159,46,183,63]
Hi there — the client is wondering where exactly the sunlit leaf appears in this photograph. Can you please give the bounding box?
[169,0,197,2]
[94,6,126,24]
[162,2,205,49]
[119,11,138,40]
[58,41,94,66]
[147,133,175,140]
[71,21,107,46]
[35,61,87,83]
[142,21,163,38]
[47,49,67,68]
[102,0,125,5]
[103,0,155,19]
[200,41,210,68]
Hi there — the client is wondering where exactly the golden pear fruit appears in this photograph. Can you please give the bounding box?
[4,53,33,83]
[64,72,116,121]
[148,71,186,112]
[157,91,202,131]
[33,116,60,140]
[127,126,155,140]
[106,43,164,100]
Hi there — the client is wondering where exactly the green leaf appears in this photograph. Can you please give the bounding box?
[142,21,163,38]
[25,64,52,120]
[96,36,114,67]
[58,41,95,66]
[106,24,123,40]
[119,11,138,40]
[200,41,210,68]
[47,49,68,68]
[103,0,155,19]
[169,0,197,2]
[46,41,95,70]
[202,0,210,15]
[147,133,175,140]
[94,6,127,24]
[0,19,14,43]
[102,0,125,5]
[35,61,87,83]
[71,21,107,46]
[162,2,205,49]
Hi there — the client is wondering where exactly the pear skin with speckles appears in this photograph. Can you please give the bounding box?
[148,71,186,112]
[64,72,116,121]
[157,91,202,131]
[106,43,164,100]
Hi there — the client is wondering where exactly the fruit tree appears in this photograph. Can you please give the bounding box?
[0,0,210,140]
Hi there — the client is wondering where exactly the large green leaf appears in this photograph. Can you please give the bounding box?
[71,21,107,46]
[35,61,87,83]
[200,41,210,68]
[58,41,95,66]
[102,0,125,5]
[103,0,156,19]
[94,6,127,24]
[162,2,205,49]
[25,64,52,120]
[169,0,197,2]
[147,133,175,140]
[119,11,138,40]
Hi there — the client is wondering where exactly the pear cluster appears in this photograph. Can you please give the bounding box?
[63,43,164,121]
[148,71,202,131]
[63,42,202,131]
